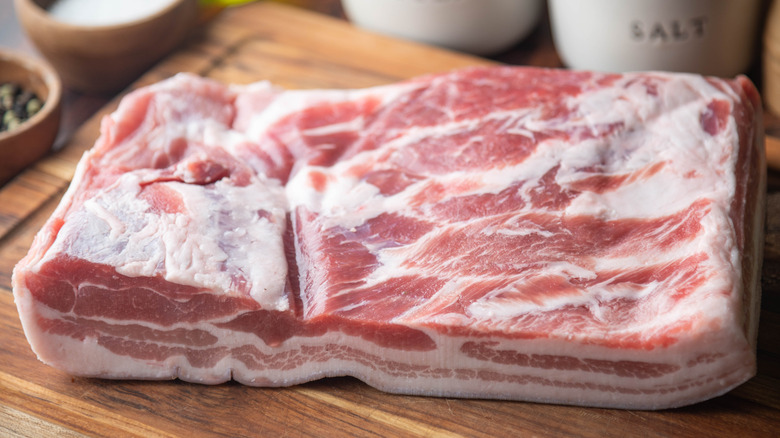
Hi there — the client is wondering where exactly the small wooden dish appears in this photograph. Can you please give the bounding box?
[14,0,198,95]
[0,49,61,185]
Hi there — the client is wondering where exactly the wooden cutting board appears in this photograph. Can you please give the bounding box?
[1,3,778,437]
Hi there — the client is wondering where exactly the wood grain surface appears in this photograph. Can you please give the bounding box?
[1,3,779,437]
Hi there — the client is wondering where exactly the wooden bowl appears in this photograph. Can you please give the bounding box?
[0,49,61,185]
[14,0,198,95]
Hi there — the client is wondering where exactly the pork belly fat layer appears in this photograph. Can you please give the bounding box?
[13,67,764,410]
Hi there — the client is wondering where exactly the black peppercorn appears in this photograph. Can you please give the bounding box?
[0,82,43,133]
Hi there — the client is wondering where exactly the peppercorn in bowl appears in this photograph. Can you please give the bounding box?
[0,48,61,185]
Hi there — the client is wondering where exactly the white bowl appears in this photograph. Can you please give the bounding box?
[342,0,543,56]
[548,0,761,77]
[15,0,198,94]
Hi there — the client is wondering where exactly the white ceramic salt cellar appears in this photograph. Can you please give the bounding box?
[341,0,543,56]
[548,0,762,77]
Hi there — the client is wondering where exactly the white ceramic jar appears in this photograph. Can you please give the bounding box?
[548,0,762,77]
[341,0,543,56]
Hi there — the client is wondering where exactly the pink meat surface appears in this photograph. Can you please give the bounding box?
[12,67,764,409]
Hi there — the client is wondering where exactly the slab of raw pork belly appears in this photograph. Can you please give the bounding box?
[13,66,764,410]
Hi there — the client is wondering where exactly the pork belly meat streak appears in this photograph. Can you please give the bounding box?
[13,67,764,409]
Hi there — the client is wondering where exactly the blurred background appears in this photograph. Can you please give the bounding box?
[0,0,776,160]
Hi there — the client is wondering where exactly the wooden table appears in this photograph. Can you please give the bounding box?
[1,2,779,437]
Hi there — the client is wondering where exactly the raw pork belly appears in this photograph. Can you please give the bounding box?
[13,67,764,409]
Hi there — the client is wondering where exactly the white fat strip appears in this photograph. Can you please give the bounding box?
[563,167,722,221]
[305,144,554,230]
[468,253,652,322]
[318,220,461,307]
[465,218,736,332]
[170,178,289,311]
[200,118,240,147]
[560,82,737,220]
[52,171,290,311]
[391,277,476,323]
[301,116,365,137]
[388,258,604,325]
[45,182,163,277]
[241,82,423,141]
[286,107,551,212]
[285,106,543,207]
[290,159,541,233]
[339,202,731,329]
[83,199,127,240]
[465,261,672,330]
[482,218,555,238]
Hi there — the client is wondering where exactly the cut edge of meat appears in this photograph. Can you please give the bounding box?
[11,280,757,410]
